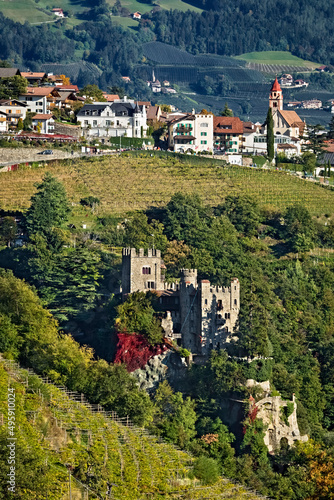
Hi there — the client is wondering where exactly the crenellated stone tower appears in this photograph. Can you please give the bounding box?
[121,247,164,295]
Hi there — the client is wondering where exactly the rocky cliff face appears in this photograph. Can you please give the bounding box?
[132,350,188,392]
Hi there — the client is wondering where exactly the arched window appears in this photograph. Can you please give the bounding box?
[142,266,151,275]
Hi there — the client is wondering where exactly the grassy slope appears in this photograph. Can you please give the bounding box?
[0,0,201,24]
[1,154,334,218]
[235,51,319,69]
[0,0,87,24]
[0,359,261,499]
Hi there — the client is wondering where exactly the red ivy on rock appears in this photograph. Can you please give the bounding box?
[114,332,168,372]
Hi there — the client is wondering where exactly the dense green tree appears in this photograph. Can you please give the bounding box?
[301,152,317,175]
[220,102,233,117]
[115,291,163,345]
[216,195,262,236]
[283,203,315,253]
[0,76,28,99]
[78,84,106,101]
[0,216,17,247]
[123,213,168,252]
[303,125,326,156]
[152,381,197,448]
[192,456,220,485]
[25,172,71,236]
[266,107,274,161]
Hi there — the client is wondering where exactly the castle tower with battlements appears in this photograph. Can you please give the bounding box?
[121,248,240,356]
[122,247,165,295]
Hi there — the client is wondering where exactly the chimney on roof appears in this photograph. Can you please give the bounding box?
[191,108,195,115]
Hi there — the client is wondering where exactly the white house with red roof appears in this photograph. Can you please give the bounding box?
[32,114,55,134]
[52,8,64,17]
[167,111,214,153]
[19,87,60,114]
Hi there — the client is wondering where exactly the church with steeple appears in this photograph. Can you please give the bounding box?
[267,77,306,155]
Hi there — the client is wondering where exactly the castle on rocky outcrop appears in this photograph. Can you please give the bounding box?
[122,248,240,356]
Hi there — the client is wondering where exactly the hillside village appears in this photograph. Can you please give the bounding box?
[1,67,334,165]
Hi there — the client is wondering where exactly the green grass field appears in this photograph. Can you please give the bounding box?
[111,15,140,29]
[107,0,202,14]
[0,0,201,24]
[235,51,319,69]
[1,154,334,220]
[0,0,87,24]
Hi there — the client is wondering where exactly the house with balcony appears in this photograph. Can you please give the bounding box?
[77,99,147,138]
[167,111,213,153]
[213,116,244,153]
[0,99,27,128]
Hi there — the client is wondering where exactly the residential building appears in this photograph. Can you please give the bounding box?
[122,248,240,357]
[55,85,79,93]
[77,98,148,138]
[52,8,64,17]
[19,87,60,114]
[0,68,21,79]
[102,93,120,102]
[132,11,141,19]
[213,116,244,153]
[0,111,7,132]
[167,111,214,153]
[0,99,27,127]
[302,99,322,109]
[20,72,47,85]
[31,114,55,134]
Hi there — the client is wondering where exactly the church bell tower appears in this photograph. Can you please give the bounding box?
[269,77,283,111]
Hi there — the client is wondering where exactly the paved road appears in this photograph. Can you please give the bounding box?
[0,148,118,171]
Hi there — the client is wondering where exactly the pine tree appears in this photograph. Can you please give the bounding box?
[266,108,274,161]
[25,172,71,236]
[220,102,233,117]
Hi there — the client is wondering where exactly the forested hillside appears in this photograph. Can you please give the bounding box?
[1,0,334,92]
[149,0,334,62]
[1,155,334,497]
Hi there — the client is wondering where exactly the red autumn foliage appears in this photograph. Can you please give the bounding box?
[249,404,258,424]
[114,332,168,372]
[243,399,259,434]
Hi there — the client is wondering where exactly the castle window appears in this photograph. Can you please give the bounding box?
[147,281,155,289]
[142,266,151,275]
[205,299,207,305]
[217,300,222,310]
[234,299,237,306]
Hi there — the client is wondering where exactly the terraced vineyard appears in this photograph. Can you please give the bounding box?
[0,357,263,499]
[1,154,334,218]
[247,63,313,74]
